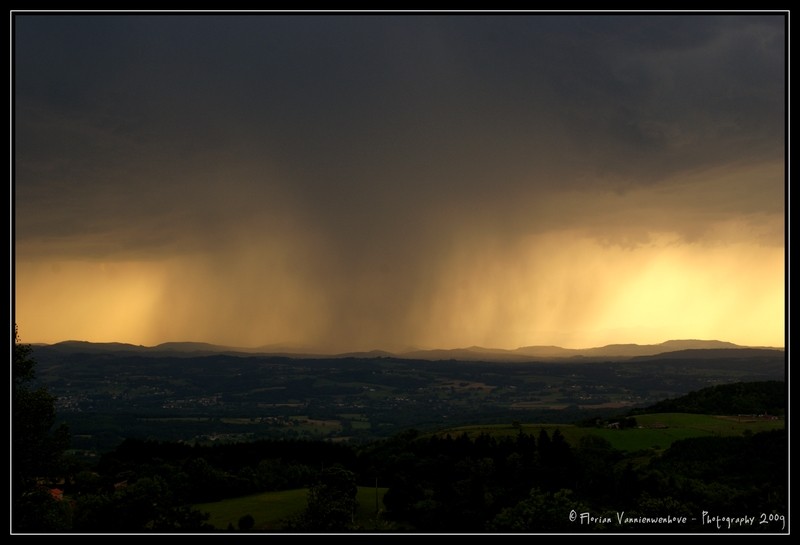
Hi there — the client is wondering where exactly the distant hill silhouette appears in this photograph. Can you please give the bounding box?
[36,339,783,362]
[632,348,784,360]
[41,340,245,358]
[399,339,781,361]
[515,339,742,359]
[51,340,148,353]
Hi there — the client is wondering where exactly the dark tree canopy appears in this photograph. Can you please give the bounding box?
[13,323,36,386]
[289,466,359,532]
[12,325,70,532]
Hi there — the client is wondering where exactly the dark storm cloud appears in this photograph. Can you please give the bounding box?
[14,14,785,349]
[16,16,783,230]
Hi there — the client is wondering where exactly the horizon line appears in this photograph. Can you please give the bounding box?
[26,338,786,354]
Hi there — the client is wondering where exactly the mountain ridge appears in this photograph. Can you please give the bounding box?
[34,339,784,362]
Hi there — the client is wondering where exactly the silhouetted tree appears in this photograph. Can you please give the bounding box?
[71,475,213,532]
[12,325,71,532]
[488,488,590,532]
[238,514,255,532]
[290,466,358,531]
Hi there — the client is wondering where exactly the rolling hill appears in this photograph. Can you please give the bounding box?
[35,338,784,362]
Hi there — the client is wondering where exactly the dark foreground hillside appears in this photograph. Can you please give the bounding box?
[630,380,785,416]
[22,422,786,532]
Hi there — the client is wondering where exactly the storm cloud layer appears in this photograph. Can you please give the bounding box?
[14,14,785,351]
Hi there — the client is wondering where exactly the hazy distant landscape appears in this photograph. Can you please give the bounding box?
[32,340,784,452]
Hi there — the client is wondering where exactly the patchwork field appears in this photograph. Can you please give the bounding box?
[432,412,785,452]
[195,486,389,531]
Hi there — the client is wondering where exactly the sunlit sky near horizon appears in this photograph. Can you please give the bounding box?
[13,14,786,352]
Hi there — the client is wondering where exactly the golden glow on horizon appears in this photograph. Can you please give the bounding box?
[15,232,785,351]
[15,261,165,345]
[413,232,784,351]
[589,239,784,348]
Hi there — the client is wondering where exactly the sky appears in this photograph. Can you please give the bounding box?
[13,13,786,352]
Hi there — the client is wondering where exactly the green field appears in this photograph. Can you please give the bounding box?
[431,413,784,452]
[195,486,389,531]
